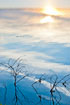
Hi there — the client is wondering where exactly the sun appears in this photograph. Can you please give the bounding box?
[42,5,60,16]
[40,5,63,23]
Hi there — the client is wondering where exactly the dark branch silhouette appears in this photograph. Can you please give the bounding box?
[0,58,70,105]
[0,58,29,105]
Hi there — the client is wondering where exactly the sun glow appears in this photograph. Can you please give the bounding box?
[40,5,63,23]
[42,5,60,16]
[40,16,54,23]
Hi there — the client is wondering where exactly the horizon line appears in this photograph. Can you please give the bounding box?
[0,7,70,10]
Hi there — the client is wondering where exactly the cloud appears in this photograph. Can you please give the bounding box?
[0,47,70,74]
[0,9,70,45]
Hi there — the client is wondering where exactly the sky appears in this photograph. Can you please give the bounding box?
[0,0,70,8]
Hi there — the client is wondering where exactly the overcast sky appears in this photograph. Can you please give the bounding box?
[0,0,70,8]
